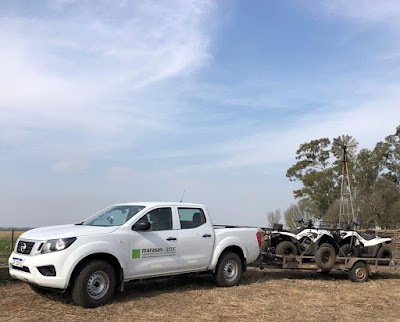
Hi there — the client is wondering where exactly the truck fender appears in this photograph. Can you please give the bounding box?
[63,241,126,288]
[208,236,248,271]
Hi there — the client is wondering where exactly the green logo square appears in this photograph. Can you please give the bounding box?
[132,249,141,259]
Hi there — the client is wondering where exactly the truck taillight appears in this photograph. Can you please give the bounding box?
[256,231,262,248]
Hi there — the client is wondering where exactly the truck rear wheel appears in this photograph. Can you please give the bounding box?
[71,260,116,308]
[215,252,243,287]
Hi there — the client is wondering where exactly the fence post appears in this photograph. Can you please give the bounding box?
[10,229,15,254]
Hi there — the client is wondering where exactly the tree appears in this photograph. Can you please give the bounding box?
[357,177,400,228]
[286,138,340,217]
[384,126,400,184]
[284,200,319,229]
[286,125,400,228]
[266,209,282,227]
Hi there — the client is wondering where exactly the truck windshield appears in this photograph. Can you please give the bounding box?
[82,205,145,226]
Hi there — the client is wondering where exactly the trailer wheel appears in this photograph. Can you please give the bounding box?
[71,260,116,308]
[275,241,297,256]
[349,261,369,283]
[215,252,243,287]
[315,246,336,270]
[339,244,358,257]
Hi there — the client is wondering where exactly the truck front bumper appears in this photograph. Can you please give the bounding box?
[8,251,69,289]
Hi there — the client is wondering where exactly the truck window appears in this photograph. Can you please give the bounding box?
[138,207,173,231]
[83,205,145,226]
[178,208,206,229]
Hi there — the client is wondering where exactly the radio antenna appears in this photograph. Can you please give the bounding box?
[179,189,186,203]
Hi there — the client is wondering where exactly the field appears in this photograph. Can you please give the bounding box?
[0,231,25,264]
[1,268,400,322]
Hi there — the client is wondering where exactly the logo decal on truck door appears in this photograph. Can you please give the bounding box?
[132,249,141,259]
[131,247,176,259]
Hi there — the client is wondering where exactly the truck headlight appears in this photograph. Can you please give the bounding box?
[41,237,77,254]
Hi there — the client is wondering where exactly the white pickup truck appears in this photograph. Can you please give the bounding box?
[9,202,261,307]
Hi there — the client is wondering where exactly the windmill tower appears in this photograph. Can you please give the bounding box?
[332,135,358,228]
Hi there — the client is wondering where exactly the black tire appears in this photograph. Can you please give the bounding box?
[320,243,335,252]
[376,247,392,259]
[315,246,336,270]
[215,252,243,287]
[339,244,359,257]
[348,261,369,283]
[71,260,116,308]
[275,241,297,256]
[30,284,51,296]
[377,247,392,265]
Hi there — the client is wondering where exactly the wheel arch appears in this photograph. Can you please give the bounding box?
[319,236,338,250]
[69,253,124,291]
[213,246,246,273]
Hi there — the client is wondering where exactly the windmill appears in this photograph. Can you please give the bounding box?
[332,135,358,228]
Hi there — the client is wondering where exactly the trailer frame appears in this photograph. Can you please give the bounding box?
[253,253,400,282]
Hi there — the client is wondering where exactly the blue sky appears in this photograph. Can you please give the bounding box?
[1,0,400,227]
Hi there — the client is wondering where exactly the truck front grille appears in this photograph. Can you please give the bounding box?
[12,265,30,273]
[16,240,35,255]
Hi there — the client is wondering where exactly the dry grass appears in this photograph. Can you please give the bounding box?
[0,231,25,238]
[1,268,400,322]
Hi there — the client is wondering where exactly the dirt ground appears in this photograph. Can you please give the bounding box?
[1,268,399,322]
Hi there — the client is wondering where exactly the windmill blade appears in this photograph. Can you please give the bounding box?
[332,135,358,161]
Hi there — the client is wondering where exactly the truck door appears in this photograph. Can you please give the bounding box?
[177,207,214,271]
[129,207,179,277]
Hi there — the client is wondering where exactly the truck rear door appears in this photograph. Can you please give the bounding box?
[176,207,214,271]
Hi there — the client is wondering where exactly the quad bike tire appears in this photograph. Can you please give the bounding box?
[315,246,336,270]
[376,247,392,265]
[339,244,359,258]
[319,243,335,252]
[275,241,297,256]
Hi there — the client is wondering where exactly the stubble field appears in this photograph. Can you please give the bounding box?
[1,268,399,322]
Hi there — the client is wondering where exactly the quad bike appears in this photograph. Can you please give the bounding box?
[339,230,392,259]
[266,221,339,257]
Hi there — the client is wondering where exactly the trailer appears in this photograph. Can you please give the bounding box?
[253,253,400,283]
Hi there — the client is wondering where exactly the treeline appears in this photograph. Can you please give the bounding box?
[267,125,400,229]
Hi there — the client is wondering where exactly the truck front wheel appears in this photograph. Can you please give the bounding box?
[71,260,116,308]
[215,252,243,287]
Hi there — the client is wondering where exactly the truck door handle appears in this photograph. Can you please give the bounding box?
[166,237,177,241]
[202,234,212,238]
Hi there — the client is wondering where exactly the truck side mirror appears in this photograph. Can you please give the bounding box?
[133,221,151,231]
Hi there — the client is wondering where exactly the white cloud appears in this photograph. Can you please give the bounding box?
[0,1,216,141]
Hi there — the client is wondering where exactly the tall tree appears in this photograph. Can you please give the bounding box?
[286,138,340,217]
[384,126,400,184]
